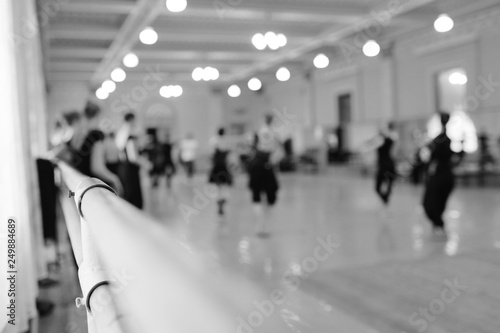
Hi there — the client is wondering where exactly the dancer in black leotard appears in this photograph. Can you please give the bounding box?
[248,114,282,235]
[422,112,461,238]
[375,122,398,205]
[208,128,233,216]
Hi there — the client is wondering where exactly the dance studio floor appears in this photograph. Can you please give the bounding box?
[41,167,500,333]
[144,167,500,333]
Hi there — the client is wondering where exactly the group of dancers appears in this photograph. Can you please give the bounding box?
[53,104,459,238]
[369,112,461,239]
[148,111,459,239]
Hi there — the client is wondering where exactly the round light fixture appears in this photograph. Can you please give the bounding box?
[434,14,454,33]
[95,88,109,100]
[110,68,126,82]
[206,67,219,80]
[248,77,262,91]
[228,84,241,98]
[363,40,380,57]
[160,86,172,98]
[166,0,187,12]
[102,80,116,93]
[313,53,329,69]
[123,52,139,68]
[276,67,290,82]
[252,33,266,50]
[139,27,158,45]
[192,67,203,81]
[172,85,183,97]
[276,33,287,47]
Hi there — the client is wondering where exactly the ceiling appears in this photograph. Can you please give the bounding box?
[41,0,500,91]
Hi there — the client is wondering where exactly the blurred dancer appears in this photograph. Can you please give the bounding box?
[421,112,460,238]
[162,133,176,188]
[79,103,123,194]
[248,114,282,236]
[142,131,166,187]
[116,112,143,208]
[374,122,398,205]
[179,132,198,181]
[208,128,233,216]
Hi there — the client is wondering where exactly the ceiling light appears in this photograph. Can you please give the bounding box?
[434,14,454,33]
[264,31,277,45]
[276,67,290,82]
[206,67,219,80]
[228,84,241,98]
[252,33,266,50]
[139,27,158,45]
[192,67,203,81]
[363,40,380,57]
[160,86,172,98]
[102,80,116,93]
[123,52,139,68]
[248,77,262,91]
[202,69,211,81]
[110,68,126,82]
[313,53,329,69]
[166,0,187,12]
[95,88,109,100]
[277,33,287,47]
[172,85,183,97]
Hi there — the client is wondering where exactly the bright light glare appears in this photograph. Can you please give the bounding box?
[449,72,468,85]
[102,80,116,93]
[160,85,183,98]
[363,40,380,57]
[207,67,219,80]
[434,14,454,33]
[248,77,262,91]
[277,33,287,47]
[228,84,241,97]
[96,88,109,100]
[193,67,219,81]
[166,0,187,12]
[172,85,183,97]
[123,53,139,68]
[110,68,126,82]
[252,33,266,50]
[192,67,203,81]
[276,67,290,82]
[313,53,329,69]
[264,31,277,45]
[139,27,158,45]
[160,86,172,98]
[427,110,478,153]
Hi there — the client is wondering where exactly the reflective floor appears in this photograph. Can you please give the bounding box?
[142,167,500,333]
[41,167,500,333]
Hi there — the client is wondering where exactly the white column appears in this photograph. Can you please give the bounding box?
[0,0,43,332]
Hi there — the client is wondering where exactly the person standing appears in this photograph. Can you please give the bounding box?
[179,132,198,181]
[248,114,282,236]
[374,122,398,206]
[422,112,460,238]
[78,103,123,194]
[116,112,143,209]
[142,131,166,187]
[162,133,177,188]
[208,128,233,216]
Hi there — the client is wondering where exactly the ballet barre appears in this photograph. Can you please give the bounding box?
[56,161,290,333]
